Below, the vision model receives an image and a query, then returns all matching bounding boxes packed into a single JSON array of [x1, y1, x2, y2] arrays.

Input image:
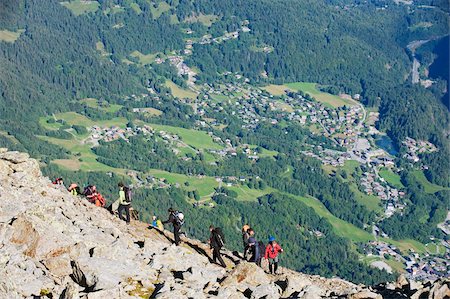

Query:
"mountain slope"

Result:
[[1, 149, 449, 298]]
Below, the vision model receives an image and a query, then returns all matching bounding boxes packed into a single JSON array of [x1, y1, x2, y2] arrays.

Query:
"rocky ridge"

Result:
[[0, 149, 449, 299]]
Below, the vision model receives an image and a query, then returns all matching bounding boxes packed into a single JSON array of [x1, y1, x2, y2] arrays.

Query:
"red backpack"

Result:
[[95, 194, 106, 207]]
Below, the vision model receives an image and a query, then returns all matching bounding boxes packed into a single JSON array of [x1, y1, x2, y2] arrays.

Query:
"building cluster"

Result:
[[402, 137, 437, 163], [87, 125, 153, 144], [363, 241, 450, 280]]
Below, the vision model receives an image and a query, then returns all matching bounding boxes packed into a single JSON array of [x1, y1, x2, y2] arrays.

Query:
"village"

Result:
[[361, 239, 450, 280]]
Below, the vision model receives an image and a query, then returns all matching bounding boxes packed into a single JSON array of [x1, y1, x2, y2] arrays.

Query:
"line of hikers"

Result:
[[55, 178, 284, 273], [242, 224, 284, 274], [53, 178, 135, 224]]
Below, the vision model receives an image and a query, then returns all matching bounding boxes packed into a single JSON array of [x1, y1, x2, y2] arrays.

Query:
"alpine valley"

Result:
[[0, 0, 449, 292]]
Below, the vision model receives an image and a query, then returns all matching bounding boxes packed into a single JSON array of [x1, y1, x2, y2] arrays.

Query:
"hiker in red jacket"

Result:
[[264, 236, 283, 274]]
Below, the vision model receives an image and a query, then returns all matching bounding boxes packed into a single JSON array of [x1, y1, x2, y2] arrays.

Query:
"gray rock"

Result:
[[251, 284, 281, 299], [0, 151, 29, 164], [350, 290, 382, 299], [60, 280, 80, 299], [302, 285, 326, 299]]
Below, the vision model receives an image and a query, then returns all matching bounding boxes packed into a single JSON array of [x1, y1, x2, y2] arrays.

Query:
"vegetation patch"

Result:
[[135, 107, 163, 116], [0, 29, 25, 43], [184, 14, 219, 27], [261, 84, 288, 96], [286, 82, 355, 108], [130, 51, 159, 65], [165, 80, 198, 100], [409, 22, 433, 31], [95, 41, 111, 57], [60, 1, 100, 16], [49, 112, 127, 128], [350, 185, 382, 213], [150, 1, 172, 19], [412, 170, 449, 194], [379, 168, 404, 189], [129, 2, 142, 14], [291, 194, 375, 243], [39, 135, 122, 172], [146, 123, 223, 150]]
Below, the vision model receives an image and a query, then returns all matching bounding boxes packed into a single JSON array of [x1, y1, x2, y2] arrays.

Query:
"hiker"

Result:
[[53, 178, 66, 191], [83, 185, 96, 199], [209, 225, 226, 268], [52, 177, 64, 185], [264, 236, 284, 274], [242, 224, 250, 255], [244, 228, 261, 265], [117, 182, 131, 224], [68, 183, 80, 196], [163, 208, 184, 246]]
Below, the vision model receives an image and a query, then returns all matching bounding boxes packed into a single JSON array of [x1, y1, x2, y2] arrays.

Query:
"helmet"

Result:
[[268, 236, 275, 242]]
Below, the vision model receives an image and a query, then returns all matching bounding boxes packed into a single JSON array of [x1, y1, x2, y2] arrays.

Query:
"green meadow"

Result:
[[146, 123, 223, 150], [150, 1, 172, 19], [412, 170, 449, 194], [60, 1, 100, 16], [379, 168, 404, 189], [165, 80, 198, 100], [0, 29, 25, 43], [263, 82, 355, 108]]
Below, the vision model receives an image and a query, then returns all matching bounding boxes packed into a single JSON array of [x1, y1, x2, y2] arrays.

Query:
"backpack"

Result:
[[258, 241, 266, 258], [95, 194, 106, 207], [124, 186, 132, 203], [83, 185, 94, 196], [214, 227, 225, 247], [174, 211, 184, 226]]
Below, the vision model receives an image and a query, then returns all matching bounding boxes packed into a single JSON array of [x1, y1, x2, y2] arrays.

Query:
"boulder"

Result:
[[221, 262, 271, 288], [396, 275, 408, 289], [0, 151, 30, 164], [350, 290, 382, 299], [302, 285, 326, 299], [429, 281, 450, 299], [251, 284, 282, 299]]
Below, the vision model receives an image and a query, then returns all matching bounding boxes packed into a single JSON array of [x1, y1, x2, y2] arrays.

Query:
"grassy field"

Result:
[[39, 134, 122, 172], [379, 168, 404, 189], [165, 80, 198, 100], [262, 84, 288, 96], [286, 82, 355, 108], [0, 29, 25, 43], [129, 2, 142, 14], [291, 194, 375, 243], [350, 185, 382, 213], [412, 170, 449, 194], [136, 107, 163, 116], [60, 1, 99, 16], [385, 259, 406, 273], [147, 169, 268, 201], [340, 160, 382, 213], [263, 82, 355, 108], [95, 42, 111, 57], [145, 123, 223, 150], [148, 169, 219, 198], [130, 51, 159, 65], [50, 112, 127, 128], [150, 1, 171, 19], [184, 14, 219, 27], [169, 14, 179, 24]]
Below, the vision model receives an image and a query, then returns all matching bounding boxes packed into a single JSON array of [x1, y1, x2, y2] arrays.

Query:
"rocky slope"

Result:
[[0, 149, 449, 299]]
